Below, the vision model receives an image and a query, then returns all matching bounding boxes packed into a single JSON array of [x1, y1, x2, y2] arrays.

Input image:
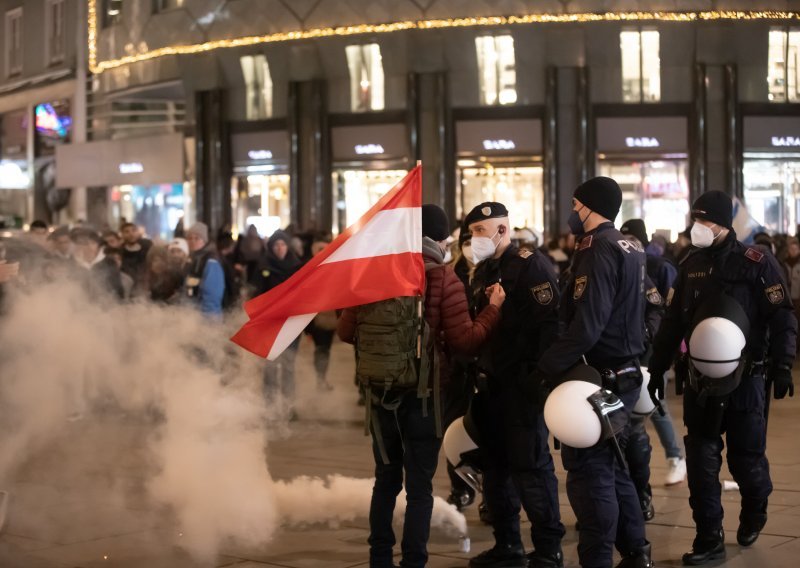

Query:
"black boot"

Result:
[[527, 548, 564, 568], [478, 500, 493, 525], [640, 487, 655, 522], [682, 529, 725, 565], [469, 543, 526, 568], [616, 542, 653, 568], [737, 513, 767, 547]]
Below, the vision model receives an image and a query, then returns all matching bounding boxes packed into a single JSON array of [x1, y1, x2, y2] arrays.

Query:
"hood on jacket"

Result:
[[422, 236, 445, 265]]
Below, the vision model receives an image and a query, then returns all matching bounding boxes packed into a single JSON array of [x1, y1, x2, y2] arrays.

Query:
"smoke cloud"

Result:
[[0, 281, 465, 564]]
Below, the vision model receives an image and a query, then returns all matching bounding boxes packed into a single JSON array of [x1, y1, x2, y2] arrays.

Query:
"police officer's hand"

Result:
[[486, 283, 506, 307], [771, 365, 794, 399], [524, 369, 550, 408], [647, 369, 666, 405]]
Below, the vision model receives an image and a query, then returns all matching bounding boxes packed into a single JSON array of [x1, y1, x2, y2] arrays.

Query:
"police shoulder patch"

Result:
[[574, 275, 588, 300], [577, 235, 593, 251], [765, 283, 785, 304], [518, 249, 533, 259], [745, 248, 765, 263], [646, 287, 663, 305], [532, 282, 553, 305]]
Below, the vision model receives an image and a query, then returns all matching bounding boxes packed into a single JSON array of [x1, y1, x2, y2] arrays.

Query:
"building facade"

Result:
[[4, 1, 800, 242]]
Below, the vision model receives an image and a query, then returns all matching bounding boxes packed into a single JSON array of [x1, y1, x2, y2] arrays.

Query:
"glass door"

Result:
[[743, 159, 800, 235], [332, 169, 407, 234]]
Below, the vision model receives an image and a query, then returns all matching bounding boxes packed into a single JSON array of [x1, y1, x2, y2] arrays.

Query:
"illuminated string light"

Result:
[[87, 2, 800, 75]]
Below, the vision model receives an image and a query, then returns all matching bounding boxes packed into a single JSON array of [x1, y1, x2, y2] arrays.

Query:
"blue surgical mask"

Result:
[[568, 206, 588, 235]]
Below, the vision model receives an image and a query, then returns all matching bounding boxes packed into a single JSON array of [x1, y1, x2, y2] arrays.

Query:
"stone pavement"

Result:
[[1, 338, 799, 567]]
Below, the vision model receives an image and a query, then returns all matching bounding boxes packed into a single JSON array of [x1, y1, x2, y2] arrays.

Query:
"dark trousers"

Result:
[[307, 325, 335, 382], [481, 387, 564, 554], [442, 363, 475, 493], [626, 415, 653, 501], [562, 388, 647, 568], [369, 394, 442, 568], [683, 371, 772, 535]]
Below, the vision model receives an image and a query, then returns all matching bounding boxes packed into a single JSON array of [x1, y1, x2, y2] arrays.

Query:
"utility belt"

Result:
[[599, 361, 642, 395]]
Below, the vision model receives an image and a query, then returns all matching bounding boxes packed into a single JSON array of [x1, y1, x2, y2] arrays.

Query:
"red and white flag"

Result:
[[231, 165, 424, 359]]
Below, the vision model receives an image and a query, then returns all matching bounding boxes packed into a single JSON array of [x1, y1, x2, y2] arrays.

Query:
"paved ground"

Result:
[[1, 337, 799, 567]]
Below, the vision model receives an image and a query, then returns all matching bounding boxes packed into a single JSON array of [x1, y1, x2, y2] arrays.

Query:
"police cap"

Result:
[[464, 202, 509, 227]]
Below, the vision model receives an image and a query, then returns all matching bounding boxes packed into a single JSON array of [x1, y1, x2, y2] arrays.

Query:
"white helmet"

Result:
[[544, 380, 605, 448], [443, 415, 482, 492], [633, 368, 656, 416], [688, 294, 750, 379]]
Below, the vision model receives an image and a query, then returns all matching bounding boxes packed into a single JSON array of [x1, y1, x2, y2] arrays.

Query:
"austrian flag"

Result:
[[231, 166, 425, 359]]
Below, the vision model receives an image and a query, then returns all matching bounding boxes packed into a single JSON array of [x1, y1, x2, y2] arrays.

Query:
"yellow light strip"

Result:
[[87, 3, 800, 75]]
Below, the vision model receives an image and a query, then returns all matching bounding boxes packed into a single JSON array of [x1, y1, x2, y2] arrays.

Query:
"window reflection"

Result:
[[621, 30, 660, 103], [239, 55, 273, 120], [475, 35, 517, 105], [768, 28, 800, 102], [345, 44, 385, 112]]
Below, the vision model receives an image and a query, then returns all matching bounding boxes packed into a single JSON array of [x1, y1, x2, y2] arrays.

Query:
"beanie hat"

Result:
[[691, 191, 733, 230], [574, 177, 623, 222], [267, 229, 291, 249], [168, 238, 189, 256], [186, 222, 209, 243], [620, 219, 649, 248], [422, 204, 450, 242]]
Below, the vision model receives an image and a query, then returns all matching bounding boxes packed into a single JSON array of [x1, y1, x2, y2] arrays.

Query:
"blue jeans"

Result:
[[649, 396, 684, 460], [368, 393, 441, 568]]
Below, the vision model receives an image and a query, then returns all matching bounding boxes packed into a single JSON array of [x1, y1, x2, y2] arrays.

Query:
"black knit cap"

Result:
[[464, 202, 509, 227], [691, 191, 733, 230], [421, 204, 450, 242], [620, 218, 649, 248], [574, 177, 623, 222]]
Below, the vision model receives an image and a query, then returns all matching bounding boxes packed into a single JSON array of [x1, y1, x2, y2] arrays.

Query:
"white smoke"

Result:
[[0, 281, 465, 563]]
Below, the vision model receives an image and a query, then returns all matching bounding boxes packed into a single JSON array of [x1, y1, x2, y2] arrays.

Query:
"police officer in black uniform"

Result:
[[648, 190, 797, 565], [466, 202, 565, 568], [535, 177, 653, 568]]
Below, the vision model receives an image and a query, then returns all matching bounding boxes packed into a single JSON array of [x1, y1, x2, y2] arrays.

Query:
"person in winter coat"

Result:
[[337, 204, 505, 568]]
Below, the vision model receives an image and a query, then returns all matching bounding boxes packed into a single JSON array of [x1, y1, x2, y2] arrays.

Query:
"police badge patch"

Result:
[[574, 276, 588, 300], [765, 284, 785, 304], [646, 287, 663, 305], [532, 282, 553, 305]]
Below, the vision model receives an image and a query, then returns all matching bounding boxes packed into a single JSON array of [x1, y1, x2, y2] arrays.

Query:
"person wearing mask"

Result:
[[254, 230, 303, 417], [466, 202, 565, 568], [533, 177, 653, 568], [648, 191, 797, 565], [337, 204, 504, 568], [620, 219, 686, 488], [184, 222, 226, 319]]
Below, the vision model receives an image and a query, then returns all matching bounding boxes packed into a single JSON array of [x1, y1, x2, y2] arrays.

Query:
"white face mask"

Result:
[[443, 248, 452, 263], [461, 243, 473, 265], [691, 222, 718, 248], [471, 229, 500, 264]]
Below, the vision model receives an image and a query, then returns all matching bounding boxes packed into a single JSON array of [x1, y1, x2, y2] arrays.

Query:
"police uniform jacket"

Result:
[[649, 231, 797, 375], [471, 244, 559, 381], [538, 222, 647, 377]]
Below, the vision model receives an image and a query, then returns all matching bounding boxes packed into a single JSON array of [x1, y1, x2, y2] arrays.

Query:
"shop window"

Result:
[[239, 55, 273, 120], [103, 0, 123, 27], [475, 35, 517, 106], [768, 28, 800, 102], [46, 0, 65, 65], [620, 30, 660, 103], [5, 8, 22, 77], [152, 0, 183, 12], [345, 44, 385, 112]]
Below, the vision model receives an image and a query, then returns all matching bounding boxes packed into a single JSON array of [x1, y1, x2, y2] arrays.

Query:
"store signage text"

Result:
[[119, 162, 144, 174], [771, 136, 800, 147], [482, 139, 516, 151], [248, 149, 273, 160], [625, 137, 660, 148], [355, 144, 385, 155]]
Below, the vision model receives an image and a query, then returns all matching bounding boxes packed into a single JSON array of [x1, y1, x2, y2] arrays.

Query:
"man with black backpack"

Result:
[[337, 204, 505, 568], [465, 202, 566, 568]]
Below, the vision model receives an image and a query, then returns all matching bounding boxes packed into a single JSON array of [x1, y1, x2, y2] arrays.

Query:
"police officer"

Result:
[[647, 191, 797, 565], [466, 202, 565, 568], [535, 177, 653, 568]]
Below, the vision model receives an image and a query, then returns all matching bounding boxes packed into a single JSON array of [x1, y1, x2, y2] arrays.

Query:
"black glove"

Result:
[[647, 369, 666, 405], [524, 369, 553, 408], [771, 365, 794, 400]]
